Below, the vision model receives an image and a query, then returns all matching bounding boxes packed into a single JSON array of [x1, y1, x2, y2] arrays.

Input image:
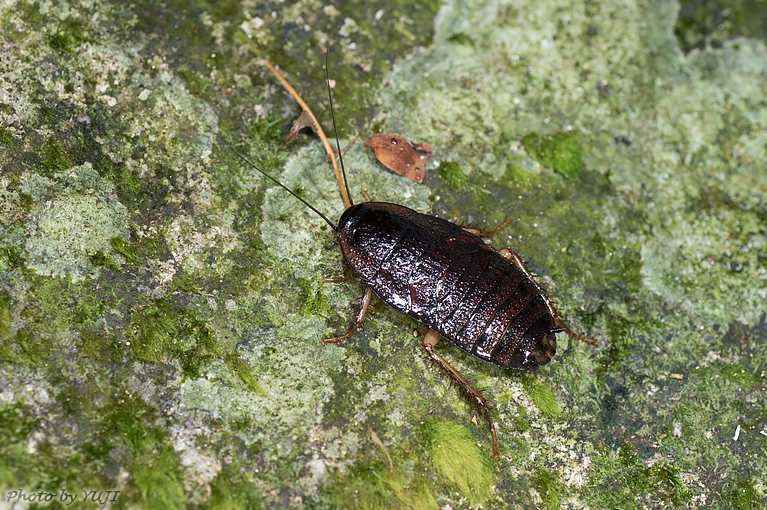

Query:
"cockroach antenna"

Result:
[[220, 137, 338, 230], [325, 48, 354, 207]]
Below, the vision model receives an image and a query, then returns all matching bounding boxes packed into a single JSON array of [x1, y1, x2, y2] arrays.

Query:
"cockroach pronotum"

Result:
[[224, 57, 598, 460]]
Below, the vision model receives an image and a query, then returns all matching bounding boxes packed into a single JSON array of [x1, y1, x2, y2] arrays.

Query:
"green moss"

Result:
[[297, 277, 330, 318], [0, 126, 13, 145], [130, 446, 187, 510], [436, 161, 467, 191], [0, 403, 40, 445], [521, 376, 560, 418], [100, 161, 142, 195], [595, 316, 638, 383], [79, 329, 123, 364], [89, 250, 123, 272], [0, 329, 52, 365], [46, 20, 87, 53], [0, 245, 24, 270], [512, 412, 531, 433], [224, 355, 267, 396], [589, 443, 692, 506], [424, 420, 494, 505], [47, 31, 73, 53], [718, 362, 757, 387], [20, 192, 33, 210], [39, 137, 72, 172], [129, 299, 219, 374], [501, 162, 538, 187], [522, 132, 584, 178], [129, 300, 263, 392], [169, 273, 202, 294], [325, 458, 438, 510], [247, 106, 285, 145], [0, 292, 10, 339], [724, 478, 762, 510], [110, 237, 141, 265], [532, 468, 565, 510], [204, 461, 264, 510], [447, 31, 476, 48], [92, 390, 186, 507], [176, 64, 214, 97]]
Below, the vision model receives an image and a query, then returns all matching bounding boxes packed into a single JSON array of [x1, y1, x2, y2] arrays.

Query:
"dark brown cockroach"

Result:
[[226, 59, 597, 460]]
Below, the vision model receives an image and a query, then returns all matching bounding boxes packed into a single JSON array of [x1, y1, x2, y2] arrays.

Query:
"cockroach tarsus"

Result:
[[227, 57, 598, 461]]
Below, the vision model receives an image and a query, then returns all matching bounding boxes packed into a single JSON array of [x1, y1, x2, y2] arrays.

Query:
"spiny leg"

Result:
[[462, 217, 511, 238], [554, 317, 598, 346], [422, 329, 499, 460], [323, 286, 373, 346]]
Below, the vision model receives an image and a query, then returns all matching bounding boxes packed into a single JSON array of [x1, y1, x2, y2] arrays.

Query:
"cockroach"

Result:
[[225, 59, 597, 460]]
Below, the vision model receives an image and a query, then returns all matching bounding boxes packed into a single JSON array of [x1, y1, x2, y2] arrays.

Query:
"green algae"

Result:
[[21, 165, 130, 281], [522, 131, 584, 179], [586, 444, 693, 508]]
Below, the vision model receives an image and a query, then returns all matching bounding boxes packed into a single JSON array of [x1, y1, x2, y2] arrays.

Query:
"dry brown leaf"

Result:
[[364, 134, 432, 183], [277, 110, 317, 152]]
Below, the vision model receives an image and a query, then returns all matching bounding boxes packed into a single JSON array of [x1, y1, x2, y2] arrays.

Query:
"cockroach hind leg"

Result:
[[554, 317, 598, 346], [422, 329, 500, 460], [323, 287, 373, 346]]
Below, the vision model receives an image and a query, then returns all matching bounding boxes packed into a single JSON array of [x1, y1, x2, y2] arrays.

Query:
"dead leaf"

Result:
[[277, 110, 317, 152], [365, 134, 432, 183]]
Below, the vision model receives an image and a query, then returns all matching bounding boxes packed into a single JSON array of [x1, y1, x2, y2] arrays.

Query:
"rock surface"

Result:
[[1, 0, 765, 508]]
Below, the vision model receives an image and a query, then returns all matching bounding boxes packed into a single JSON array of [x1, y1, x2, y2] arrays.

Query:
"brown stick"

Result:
[[264, 60, 351, 209]]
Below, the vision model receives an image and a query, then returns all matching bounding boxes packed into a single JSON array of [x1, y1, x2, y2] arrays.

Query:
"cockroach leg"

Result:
[[554, 317, 598, 346], [462, 217, 511, 238], [497, 248, 524, 267], [361, 190, 372, 202], [323, 287, 373, 346], [422, 329, 500, 460], [322, 266, 352, 283]]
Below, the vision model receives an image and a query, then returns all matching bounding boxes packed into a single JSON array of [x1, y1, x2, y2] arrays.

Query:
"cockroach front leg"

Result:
[[462, 217, 511, 238], [322, 266, 352, 283], [323, 286, 373, 346], [422, 329, 500, 460]]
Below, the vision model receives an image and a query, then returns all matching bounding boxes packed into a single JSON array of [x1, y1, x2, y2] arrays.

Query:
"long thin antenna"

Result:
[[325, 49, 354, 207], [220, 138, 337, 230]]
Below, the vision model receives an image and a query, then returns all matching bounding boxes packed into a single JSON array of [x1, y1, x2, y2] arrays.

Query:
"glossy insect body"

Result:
[[241, 57, 597, 461], [338, 202, 558, 371]]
